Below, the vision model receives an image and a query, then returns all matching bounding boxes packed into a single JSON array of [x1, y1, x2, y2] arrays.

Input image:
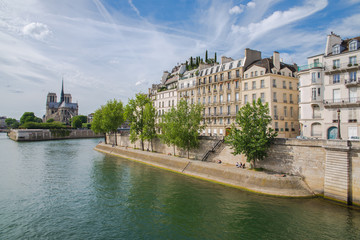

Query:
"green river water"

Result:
[[0, 133, 360, 239]]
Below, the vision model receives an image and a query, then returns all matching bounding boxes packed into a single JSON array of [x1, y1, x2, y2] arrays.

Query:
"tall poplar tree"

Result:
[[215, 52, 217, 63], [125, 93, 151, 151], [205, 50, 208, 63], [143, 102, 157, 151]]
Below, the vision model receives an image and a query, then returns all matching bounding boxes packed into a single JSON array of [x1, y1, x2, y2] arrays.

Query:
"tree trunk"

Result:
[[151, 139, 153, 152], [250, 159, 256, 169], [141, 139, 144, 151], [104, 132, 107, 144], [173, 145, 175, 156], [114, 132, 117, 146]]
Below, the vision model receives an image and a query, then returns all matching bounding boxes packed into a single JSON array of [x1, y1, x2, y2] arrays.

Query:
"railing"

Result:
[[345, 78, 360, 85], [323, 97, 360, 105], [325, 60, 360, 71], [201, 138, 224, 161], [298, 62, 323, 71]]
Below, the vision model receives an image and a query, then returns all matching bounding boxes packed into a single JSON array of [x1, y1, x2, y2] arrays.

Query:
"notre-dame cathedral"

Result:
[[44, 81, 79, 124]]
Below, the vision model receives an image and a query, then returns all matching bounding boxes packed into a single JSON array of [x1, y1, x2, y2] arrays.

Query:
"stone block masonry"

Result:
[[107, 134, 360, 206], [8, 129, 104, 141]]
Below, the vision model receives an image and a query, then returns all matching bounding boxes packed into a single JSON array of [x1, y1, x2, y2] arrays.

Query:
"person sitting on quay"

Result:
[[218, 160, 222, 164], [236, 162, 240, 168], [242, 163, 245, 169]]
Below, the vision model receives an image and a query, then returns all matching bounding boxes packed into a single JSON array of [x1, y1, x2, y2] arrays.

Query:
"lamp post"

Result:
[[337, 108, 342, 139]]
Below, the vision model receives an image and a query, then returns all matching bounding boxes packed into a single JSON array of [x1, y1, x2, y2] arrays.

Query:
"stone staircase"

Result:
[[324, 147, 350, 203]]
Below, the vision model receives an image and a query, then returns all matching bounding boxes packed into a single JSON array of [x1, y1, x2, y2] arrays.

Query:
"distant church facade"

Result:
[[44, 81, 79, 124]]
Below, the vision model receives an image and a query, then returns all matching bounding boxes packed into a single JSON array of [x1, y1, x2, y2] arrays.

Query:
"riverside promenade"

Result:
[[95, 143, 314, 197]]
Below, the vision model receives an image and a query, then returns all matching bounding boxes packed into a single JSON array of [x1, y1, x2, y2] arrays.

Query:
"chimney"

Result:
[[243, 48, 261, 69], [325, 32, 342, 56], [221, 56, 234, 64], [273, 51, 280, 70]]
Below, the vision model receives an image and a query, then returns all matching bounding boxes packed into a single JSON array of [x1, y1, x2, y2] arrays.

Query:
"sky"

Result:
[[1, 0, 360, 119]]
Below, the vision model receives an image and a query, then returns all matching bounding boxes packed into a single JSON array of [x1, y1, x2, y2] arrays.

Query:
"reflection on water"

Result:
[[0, 133, 360, 239]]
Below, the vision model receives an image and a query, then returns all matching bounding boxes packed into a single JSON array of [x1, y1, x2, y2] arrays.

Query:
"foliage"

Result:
[[5, 118, 19, 129], [20, 112, 42, 125], [72, 117, 82, 129], [125, 93, 152, 151], [91, 106, 105, 134], [83, 123, 91, 129], [46, 118, 55, 123], [160, 100, 204, 158], [19, 121, 68, 129], [225, 99, 277, 168], [143, 102, 157, 151]]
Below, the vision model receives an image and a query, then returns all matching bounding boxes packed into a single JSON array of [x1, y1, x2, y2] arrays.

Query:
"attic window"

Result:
[[216, 66, 219, 72], [332, 45, 340, 55], [349, 41, 358, 51], [237, 60, 241, 67], [210, 68, 213, 74], [229, 63, 233, 69]]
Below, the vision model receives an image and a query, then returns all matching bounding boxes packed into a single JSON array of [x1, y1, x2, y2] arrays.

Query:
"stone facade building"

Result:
[[299, 33, 360, 139], [44, 81, 78, 124]]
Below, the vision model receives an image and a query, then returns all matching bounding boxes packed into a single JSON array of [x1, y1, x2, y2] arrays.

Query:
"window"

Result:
[[283, 93, 287, 103], [236, 70, 240, 77], [228, 72, 231, 79], [291, 122, 294, 131], [227, 118, 230, 124], [252, 81, 256, 89], [227, 93, 231, 102], [235, 81, 239, 89], [208, 96, 211, 104], [251, 72, 254, 77], [214, 75, 218, 82], [312, 88, 317, 100], [333, 89, 340, 103], [349, 41, 358, 51], [333, 59, 340, 68], [220, 95, 223, 103], [219, 118, 223, 124], [245, 74, 248, 78], [318, 72, 321, 78], [317, 88, 321, 96], [252, 93, 256, 101], [261, 93, 265, 103], [261, 80, 265, 88], [312, 72, 316, 83], [312, 105, 320, 118], [244, 82, 248, 90], [220, 84, 223, 91], [235, 92, 239, 101], [333, 74, 340, 83], [203, 97, 205, 104], [290, 107, 294, 117], [214, 107, 217, 115], [214, 119, 217, 124], [273, 79, 277, 87], [275, 122, 278, 130], [273, 92, 277, 102], [220, 73, 224, 81], [244, 95, 248, 104], [203, 78, 206, 84], [198, 98, 200, 104], [349, 56, 357, 65], [260, 71, 264, 75], [290, 94, 293, 103], [227, 105, 230, 115], [332, 45, 340, 54], [274, 106, 278, 117], [283, 81, 286, 89], [227, 82, 230, 90], [209, 76, 212, 83], [255, 71, 258, 76], [349, 87, 357, 103], [214, 85, 217, 90], [284, 106, 288, 117], [236, 105, 239, 113], [350, 71, 357, 81], [220, 106, 223, 114], [229, 63, 233, 69], [214, 95, 217, 103]]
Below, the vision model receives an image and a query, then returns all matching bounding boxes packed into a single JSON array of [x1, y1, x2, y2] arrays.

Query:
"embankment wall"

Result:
[[9, 129, 104, 141]]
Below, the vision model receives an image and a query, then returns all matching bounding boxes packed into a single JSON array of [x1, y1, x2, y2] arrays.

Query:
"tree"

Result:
[[215, 52, 217, 63], [102, 99, 125, 146], [5, 118, 19, 129], [205, 50, 208, 63], [125, 93, 151, 151], [77, 115, 88, 123], [72, 117, 82, 129], [143, 102, 157, 151], [225, 99, 277, 169], [160, 100, 204, 158], [91, 106, 107, 144], [190, 56, 193, 66], [46, 118, 55, 123], [20, 112, 42, 124]]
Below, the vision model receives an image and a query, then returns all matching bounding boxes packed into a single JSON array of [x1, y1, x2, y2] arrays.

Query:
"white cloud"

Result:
[[328, 13, 360, 37], [135, 79, 148, 86], [229, 5, 244, 14], [22, 22, 50, 40], [247, 1, 256, 8]]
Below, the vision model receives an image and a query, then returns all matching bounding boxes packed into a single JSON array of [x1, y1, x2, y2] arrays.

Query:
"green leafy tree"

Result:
[[91, 106, 107, 144], [77, 115, 88, 123], [143, 102, 157, 151], [226, 99, 277, 169], [214, 52, 217, 63], [5, 118, 19, 129], [20, 112, 42, 124], [102, 99, 125, 146], [125, 93, 151, 151], [205, 50, 208, 63], [160, 100, 204, 158], [46, 118, 55, 123], [72, 117, 82, 129], [190, 56, 193, 66]]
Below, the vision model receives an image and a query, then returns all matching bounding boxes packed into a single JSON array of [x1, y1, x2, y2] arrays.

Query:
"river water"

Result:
[[1, 133, 360, 239]]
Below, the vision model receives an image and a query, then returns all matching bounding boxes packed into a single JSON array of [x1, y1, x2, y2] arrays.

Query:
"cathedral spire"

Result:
[[60, 78, 64, 103]]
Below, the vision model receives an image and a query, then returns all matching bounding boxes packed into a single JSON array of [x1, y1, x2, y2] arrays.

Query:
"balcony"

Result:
[[325, 61, 360, 74], [323, 97, 360, 108], [297, 62, 323, 71], [345, 78, 360, 87]]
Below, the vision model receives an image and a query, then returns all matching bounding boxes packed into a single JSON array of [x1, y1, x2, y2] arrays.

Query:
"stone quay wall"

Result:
[[9, 129, 104, 141], [107, 134, 360, 206]]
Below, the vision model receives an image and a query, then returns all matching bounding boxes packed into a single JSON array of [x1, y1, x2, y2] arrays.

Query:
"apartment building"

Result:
[[299, 33, 360, 139], [242, 51, 299, 138]]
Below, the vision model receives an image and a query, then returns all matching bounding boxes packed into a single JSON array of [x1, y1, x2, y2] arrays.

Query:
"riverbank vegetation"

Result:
[[226, 99, 277, 169]]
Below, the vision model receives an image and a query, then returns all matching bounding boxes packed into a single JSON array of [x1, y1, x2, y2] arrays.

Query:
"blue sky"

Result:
[[0, 0, 360, 119]]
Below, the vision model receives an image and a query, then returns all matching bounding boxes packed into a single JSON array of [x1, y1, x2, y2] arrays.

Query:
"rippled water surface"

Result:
[[1, 133, 360, 239]]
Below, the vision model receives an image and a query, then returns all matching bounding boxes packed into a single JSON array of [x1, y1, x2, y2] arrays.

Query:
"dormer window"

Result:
[[332, 45, 340, 55], [349, 40, 358, 51]]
